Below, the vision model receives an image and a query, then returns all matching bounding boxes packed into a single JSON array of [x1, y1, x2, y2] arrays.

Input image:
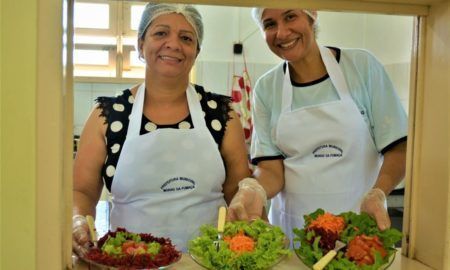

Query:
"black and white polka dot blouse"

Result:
[[96, 84, 232, 191]]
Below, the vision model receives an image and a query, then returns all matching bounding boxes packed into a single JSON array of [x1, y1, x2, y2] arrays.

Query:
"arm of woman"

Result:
[[227, 76, 285, 221], [357, 50, 408, 230], [361, 140, 407, 230], [72, 106, 108, 256], [253, 159, 285, 199], [73, 106, 107, 217], [374, 140, 407, 195], [220, 110, 252, 205]]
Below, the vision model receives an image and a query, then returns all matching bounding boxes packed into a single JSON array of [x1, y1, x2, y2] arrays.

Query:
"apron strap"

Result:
[[281, 64, 293, 113], [281, 46, 352, 113], [127, 83, 146, 139], [318, 45, 351, 100], [186, 84, 207, 130], [127, 83, 208, 139]]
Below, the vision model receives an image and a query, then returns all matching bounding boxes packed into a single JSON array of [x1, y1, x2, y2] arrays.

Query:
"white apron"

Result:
[[110, 84, 226, 252], [270, 46, 383, 244]]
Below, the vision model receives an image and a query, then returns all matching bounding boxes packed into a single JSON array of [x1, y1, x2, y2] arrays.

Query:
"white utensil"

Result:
[[313, 240, 346, 270], [86, 215, 98, 247], [214, 206, 227, 251]]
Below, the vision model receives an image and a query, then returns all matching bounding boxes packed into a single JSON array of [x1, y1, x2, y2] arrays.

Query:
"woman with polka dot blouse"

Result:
[[72, 3, 251, 255]]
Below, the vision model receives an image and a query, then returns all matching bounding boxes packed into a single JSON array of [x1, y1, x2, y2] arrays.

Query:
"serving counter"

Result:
[[73, 250, 433, 270]]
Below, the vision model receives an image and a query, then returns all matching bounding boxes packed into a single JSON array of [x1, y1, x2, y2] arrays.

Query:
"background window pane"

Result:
[[122, 69, 145, 79], [75, 3, 109, 29], [74, 35, 116, 45], [74, 69, 116, 77], [123, 37, 137, 46], [74, 49, 109, 65], [131, 5, 145, 31], [130, 51, 145, 67]]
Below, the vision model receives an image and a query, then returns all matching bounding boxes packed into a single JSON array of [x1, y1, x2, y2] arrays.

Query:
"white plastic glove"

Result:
[[72, 215, 92, 257], [360, 188, 391, 231], [227, 178, 267, 221]]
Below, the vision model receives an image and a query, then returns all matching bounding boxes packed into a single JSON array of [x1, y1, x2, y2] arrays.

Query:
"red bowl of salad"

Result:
[[83, 227, 181, 270], [294, 209, 402, 270]]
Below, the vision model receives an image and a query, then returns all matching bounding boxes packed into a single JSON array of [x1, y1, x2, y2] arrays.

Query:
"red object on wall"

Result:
[[231, 70, 252, 145]]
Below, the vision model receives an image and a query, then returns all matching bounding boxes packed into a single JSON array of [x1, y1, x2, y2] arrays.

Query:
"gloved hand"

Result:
[[227, 178, 267, 221], [72, 215, 92, 257], [360, 188, 391, 231]]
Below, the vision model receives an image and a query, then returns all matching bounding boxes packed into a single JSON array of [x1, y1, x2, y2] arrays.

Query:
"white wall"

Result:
[[316, 12, 413, 112], [73, 7, 414, 136], [193, 6, 279, 96]]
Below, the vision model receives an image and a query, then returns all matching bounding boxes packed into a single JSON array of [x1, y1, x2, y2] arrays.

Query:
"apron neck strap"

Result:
[[281, 46, 351, 113], [127, 83, 146, 138], [127, 83, 207, 139], [281, 64, 293, 113], [318, 45, 351, 99], [186, 84, 206, 129]]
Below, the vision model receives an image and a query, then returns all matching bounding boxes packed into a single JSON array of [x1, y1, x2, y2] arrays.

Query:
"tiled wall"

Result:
[[74, 82, 135, 136], [194, 60, 276, 96]]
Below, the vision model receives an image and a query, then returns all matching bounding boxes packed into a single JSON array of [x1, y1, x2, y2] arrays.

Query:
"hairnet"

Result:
[[251, 8, 318, 30], [138, 2, 204, 49]]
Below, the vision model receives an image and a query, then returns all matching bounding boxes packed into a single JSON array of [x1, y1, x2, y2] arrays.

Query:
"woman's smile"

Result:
[[158, 54, 184, 63], [277, 38, 300, 49]]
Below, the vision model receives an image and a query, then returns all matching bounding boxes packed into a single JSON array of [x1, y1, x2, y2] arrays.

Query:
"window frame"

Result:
[[74, 0, 146, 83], [30, 0, 447, 269]]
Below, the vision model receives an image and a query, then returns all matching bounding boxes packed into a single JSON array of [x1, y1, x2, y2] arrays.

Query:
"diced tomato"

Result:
[[135, 246, 146, 255], [125, 246, 136, 255], [135, 242, 148, 250], [345, 235, 387, 266], [121, 240, 136, 253]]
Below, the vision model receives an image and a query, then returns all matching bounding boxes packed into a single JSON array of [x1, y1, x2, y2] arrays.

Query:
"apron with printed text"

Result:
[[110, 84, 226, 252], [270, 46, 383, 244]]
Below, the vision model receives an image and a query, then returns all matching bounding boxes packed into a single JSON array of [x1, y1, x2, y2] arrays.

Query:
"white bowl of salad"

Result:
[[188, 219, 291, 270], [294, 209, 402, 270]]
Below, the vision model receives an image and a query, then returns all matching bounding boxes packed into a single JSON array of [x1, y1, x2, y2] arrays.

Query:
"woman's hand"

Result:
[[227, 178, 267, 221], [360, 188, 391, 231], [72, 215, 92, 257], [362, 141, 406, 231]]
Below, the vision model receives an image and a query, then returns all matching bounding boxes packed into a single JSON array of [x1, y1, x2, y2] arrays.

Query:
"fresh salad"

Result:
[[85, 227, 181, 269], [294, 209, 402, 270], [188, 219, 291, 270]]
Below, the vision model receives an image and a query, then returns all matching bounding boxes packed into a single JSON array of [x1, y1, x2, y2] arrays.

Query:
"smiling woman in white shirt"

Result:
[[227, 7, 407, 244]]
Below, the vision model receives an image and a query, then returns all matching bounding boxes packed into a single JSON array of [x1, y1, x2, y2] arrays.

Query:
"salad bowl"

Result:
[[294, 209, 401, 270], [81, 228, 181, 270], [188, 219, 291, 270]]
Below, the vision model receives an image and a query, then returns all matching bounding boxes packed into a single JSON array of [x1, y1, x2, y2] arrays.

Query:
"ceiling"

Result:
[[148, 0, 448, 16]]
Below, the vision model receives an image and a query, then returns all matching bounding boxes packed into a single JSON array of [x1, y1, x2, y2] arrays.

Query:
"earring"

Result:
[[138, 53, 145, 63]]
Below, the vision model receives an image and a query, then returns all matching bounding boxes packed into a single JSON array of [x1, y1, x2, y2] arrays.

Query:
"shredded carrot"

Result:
[[307, 212, 346, 235], [224, 230, 255, 254]]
